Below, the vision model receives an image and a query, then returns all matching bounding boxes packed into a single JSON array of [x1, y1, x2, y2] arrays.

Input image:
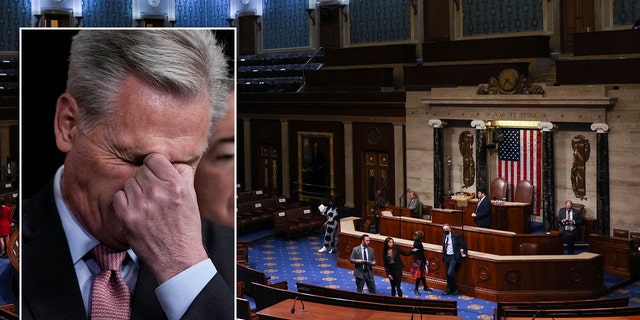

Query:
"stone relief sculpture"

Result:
[[571, 135, 590, 200], [459, 131, 475, 189]]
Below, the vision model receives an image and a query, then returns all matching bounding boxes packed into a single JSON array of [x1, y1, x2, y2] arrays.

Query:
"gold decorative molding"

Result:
[[477, 72, 545, 95]]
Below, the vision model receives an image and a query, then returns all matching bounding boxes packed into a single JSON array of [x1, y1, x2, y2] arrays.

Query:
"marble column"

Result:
[[393, 123, 406, 207], [343, 121, 354, 208], [538, 122, 555, 232], [243, 118, 252, 190], [591, 123, 610, 235], [281, 120, 290, 197], [429, 119, 445, 209], [471, 120, 488, 194]]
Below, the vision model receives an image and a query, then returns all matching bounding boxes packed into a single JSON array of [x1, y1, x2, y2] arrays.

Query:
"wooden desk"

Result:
[[338, 217, 604, 302], [384, 205, 412, 217], [431, 208, 466, 226], [379, 213, 563, 256], [257, 299, 461, 320], [589, 234, 640, 279], [444, 199, 532, 234]]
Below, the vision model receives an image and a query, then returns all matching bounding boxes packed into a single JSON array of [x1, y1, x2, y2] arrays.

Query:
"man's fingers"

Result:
[[143, 153, 179, 181]]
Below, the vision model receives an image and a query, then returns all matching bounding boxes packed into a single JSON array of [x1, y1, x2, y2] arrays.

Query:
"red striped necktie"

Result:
[[90, 244, 131, 320]]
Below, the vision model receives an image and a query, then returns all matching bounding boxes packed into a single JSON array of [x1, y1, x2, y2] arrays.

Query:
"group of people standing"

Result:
[[349, 224, 467, 297], [334, 190, 582, 298]]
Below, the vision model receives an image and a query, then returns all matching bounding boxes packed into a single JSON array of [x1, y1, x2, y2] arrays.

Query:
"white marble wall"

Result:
[[405, 84, 640, 233]]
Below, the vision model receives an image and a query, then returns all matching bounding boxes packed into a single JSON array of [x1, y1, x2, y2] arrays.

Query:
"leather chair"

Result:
[[514, 180, 533, 204], [519, 242, 538, 255], [490, 178, 507, 201], [613, 229, 629, 238], [362, 219, 372, 233], [630, 232, 640, 247]]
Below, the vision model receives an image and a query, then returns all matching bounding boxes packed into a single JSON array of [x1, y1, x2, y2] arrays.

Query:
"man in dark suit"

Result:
[[350, 234, 377, 293], [557, 200, 583, 254], [22, 29, 233, 319], [441, 224, 468, 295], [195, 93, 235, 290], [472, 190, 492, 228]]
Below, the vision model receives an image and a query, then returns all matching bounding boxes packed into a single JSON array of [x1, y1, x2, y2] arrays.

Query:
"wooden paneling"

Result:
[[424, 0, 450, 41], [573, 30, 640, 56], [379, 214, 563, 256], [338, 217, 605, 302], [561, 0, 595, 53], [238, 92, 406, 117], [353, 123, 396, 220], [323, 44, 417, 66], [238, 15, 258, 55], [589, 234, 640, 279], [404, 62, 530, 91], [435, 201, 532, 234], [302, 68, 395, 92], [421, 36, 550, 62], [556, 58, 640, 84]]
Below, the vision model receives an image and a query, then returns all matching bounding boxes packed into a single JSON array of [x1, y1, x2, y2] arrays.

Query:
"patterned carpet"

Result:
[[0, 257, 17, 308], [244, 230, 640, 319]]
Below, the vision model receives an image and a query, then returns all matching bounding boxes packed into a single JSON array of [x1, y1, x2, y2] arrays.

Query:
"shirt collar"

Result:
[[54, 166, 137, 265]]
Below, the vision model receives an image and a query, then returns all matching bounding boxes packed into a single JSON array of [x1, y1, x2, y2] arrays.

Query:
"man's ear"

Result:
[[54, 93, 80, 153]]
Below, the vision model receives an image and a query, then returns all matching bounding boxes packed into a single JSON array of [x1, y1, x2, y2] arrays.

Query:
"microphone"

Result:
[[410, 306, 422, 320], [291, 296, 306, 314], [531, 309, 543, 320]]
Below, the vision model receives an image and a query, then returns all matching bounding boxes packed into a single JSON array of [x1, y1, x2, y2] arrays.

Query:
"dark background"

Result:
[[20, 28, 236, 198]]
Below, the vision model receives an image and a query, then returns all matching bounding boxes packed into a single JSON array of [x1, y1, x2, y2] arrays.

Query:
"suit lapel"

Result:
[[130, 263, 166, 320], [22, 183, 87, 320]]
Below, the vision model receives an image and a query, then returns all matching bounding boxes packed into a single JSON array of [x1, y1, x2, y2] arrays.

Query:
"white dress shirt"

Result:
[[54, 166, 216, 320]]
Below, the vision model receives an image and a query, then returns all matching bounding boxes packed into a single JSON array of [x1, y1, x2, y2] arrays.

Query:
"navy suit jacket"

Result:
[[557, 207, 583, 236], [474, 196, 492, 227], [442, 232, 468, 263], [22, 180, 233, 320]]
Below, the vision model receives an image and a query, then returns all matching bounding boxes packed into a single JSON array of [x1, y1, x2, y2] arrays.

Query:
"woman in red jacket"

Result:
[[0, 200, 13, 257]]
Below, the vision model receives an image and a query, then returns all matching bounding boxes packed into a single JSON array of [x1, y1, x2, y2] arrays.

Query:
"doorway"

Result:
[[561, 0, 595, 52], [319, 5, 342, 48]]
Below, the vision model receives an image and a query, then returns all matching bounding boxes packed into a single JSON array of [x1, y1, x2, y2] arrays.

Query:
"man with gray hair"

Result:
[[22, 29, 233, 320]]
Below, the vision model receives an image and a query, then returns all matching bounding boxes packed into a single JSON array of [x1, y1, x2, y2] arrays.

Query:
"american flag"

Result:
[[497, 128, 541, 215]]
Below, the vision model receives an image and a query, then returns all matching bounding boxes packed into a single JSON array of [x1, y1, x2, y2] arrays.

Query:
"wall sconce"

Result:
[[169, 20, 176, 27], [338, 4, 348, 22], [226, 18, 235, 27], [75, 16, 83, 27], [305, 8, 315, 26], [34, 14, 43, 27]]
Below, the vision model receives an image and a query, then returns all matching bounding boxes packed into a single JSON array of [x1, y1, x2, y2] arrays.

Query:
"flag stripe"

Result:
[[497, 129, 541, 215]]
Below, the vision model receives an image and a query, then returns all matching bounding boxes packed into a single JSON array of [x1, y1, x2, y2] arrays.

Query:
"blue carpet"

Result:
[[245, 233, 640, 319], [0, 258, 16, 308]]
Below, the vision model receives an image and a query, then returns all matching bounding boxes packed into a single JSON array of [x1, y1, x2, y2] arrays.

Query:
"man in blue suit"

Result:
[[472, 190, 492, 228], [441, 224, 468, 295]]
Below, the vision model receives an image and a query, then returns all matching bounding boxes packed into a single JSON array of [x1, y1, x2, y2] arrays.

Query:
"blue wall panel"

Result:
[[462, 0, 543, 37], [83, 0, 133, 27], [177, 0, 208, 26], [176, 0, 230, 27], [613, 0, 640, 26], [263, 0, 309, 50], [350, 0, 411, 44], [2, 0, 32, 51]]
